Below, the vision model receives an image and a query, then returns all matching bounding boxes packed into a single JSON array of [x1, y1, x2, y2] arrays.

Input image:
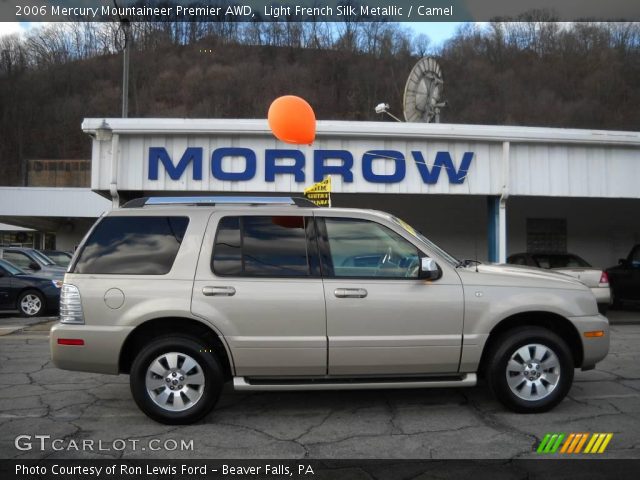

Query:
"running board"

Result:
[[233, 373, 477, 391]]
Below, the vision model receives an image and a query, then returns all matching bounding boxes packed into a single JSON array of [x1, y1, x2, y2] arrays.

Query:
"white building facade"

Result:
[[2, 118, 639, 268]]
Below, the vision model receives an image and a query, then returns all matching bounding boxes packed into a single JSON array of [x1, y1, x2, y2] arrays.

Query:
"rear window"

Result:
[[74, 216, 189, 275], [532, 254, 591, 269], [212, 216, 311, 277]]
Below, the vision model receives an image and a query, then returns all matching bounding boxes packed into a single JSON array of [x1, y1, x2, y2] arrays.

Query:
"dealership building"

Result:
[[0, 118, 638, 268]]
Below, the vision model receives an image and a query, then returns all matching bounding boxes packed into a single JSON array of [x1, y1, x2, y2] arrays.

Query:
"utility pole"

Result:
[[113, 0, 130, 117], [121, 19, 130, 118]]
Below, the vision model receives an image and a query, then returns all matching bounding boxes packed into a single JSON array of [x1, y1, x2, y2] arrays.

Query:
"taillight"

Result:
[[59, 284, 84, 324], [599, 271, 609, 285], [57, 338, 85, 345]]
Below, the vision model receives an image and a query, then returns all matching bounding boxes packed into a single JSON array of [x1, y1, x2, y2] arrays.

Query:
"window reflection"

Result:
[[212, 216, 310, 277], [74, 217, 189, 275]]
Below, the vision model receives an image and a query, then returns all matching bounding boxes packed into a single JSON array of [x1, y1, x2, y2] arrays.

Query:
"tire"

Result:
[[18, 290, 45, 317], [485, 327, 574, 413], [130, 335, 224, 424]]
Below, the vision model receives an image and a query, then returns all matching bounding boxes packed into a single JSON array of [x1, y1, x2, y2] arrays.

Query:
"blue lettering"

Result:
[[265, 149, 305, 182], [411, 151, 473, 184], [211, 148, 256, 181], [148, 147, 203, 180], [313, 150, 354, 182], [146, 147, 474, 185], [362, 150, 405, 183]]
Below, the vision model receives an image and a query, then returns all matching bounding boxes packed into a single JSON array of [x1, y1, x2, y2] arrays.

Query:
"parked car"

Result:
[[606, 244, 640, 307], [0, 247, 66, 279], [41, 250, 73, 268], [507, 252, 611, 314], [51, 196, 609, 424], [0, 259, 62, 316]]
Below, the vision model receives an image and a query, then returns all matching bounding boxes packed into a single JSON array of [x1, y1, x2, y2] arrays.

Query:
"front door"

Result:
[[0, 266, 11, 309], [192, 212, 327, 377], [317, 216, 464, 376]]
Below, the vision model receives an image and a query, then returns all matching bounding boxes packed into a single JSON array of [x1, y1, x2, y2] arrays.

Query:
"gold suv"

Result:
[[51, 196, 609, 424]]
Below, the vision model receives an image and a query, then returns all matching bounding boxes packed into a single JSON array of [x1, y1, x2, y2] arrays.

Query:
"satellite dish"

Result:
[[403, 57, 446, 123]]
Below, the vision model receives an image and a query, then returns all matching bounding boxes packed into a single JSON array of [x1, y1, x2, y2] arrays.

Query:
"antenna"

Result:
[[403, 57, 447, 123]]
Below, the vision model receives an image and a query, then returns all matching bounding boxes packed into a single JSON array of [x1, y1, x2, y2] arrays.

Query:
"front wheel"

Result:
[[130, 336, 224, 424], [18, 290, 45, 317], [485, 327, 574, 413]]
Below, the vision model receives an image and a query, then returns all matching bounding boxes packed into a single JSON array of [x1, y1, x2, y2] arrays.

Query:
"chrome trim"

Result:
[[233, 373, 477, 391]]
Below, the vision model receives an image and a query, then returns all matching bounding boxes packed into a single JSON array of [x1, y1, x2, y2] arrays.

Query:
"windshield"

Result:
[[0, 259, 25, 275], [32, 250, 55, 266], [389, 215, 459, 266], [46, 252, 72, 267]]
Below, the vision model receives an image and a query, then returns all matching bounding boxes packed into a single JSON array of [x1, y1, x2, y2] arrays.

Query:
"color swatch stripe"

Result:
[[538, 433, 613, 454], [598, 434, 613, 453], [574, 433, 589, 453]]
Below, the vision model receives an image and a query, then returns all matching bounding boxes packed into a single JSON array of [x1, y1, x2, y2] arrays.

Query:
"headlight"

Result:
[[51, 280, 63, 289]]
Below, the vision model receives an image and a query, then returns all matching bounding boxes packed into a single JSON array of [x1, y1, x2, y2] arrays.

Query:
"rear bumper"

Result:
[[591, 286, 611, 305], [50, 323, 133, 375], [569, 314, 610, 369]]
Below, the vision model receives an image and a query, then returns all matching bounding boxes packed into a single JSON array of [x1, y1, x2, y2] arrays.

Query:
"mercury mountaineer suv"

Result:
[[50, 196, 610, 424]]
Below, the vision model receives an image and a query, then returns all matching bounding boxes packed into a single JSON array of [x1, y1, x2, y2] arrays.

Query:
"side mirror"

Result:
[[29, 262, 40, 271], [619, 258, 627, 266], [420, 257, 441, 280]]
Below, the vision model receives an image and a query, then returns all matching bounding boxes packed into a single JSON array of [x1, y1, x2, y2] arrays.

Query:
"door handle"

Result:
[[202, 286, 236, 297], [334, 288, 368, 298]]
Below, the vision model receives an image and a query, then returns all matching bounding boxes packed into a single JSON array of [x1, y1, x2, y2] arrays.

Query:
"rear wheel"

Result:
[[130, 335, 224, 424], [486, 327, 574, 413], [18, 290, 45, 317]]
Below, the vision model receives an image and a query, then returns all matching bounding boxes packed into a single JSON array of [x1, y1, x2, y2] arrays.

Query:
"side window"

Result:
[[322, 218, 421, 278], [212, 216, 311, 277], [533, 255, 551, 269], [630, 247, 640, 267], [73, 216, 189, 275], [3, 252, 31, 269]]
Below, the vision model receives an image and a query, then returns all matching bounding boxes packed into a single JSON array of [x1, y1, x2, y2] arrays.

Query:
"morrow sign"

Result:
[[148, 147, 474, 185]]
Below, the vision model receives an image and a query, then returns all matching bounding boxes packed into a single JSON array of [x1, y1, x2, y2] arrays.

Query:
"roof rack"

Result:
[[122, 196, 317, 208]]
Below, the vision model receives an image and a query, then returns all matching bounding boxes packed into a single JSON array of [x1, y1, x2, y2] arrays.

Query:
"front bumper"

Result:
[[569, 314, 610, 369], [50, 323, 133, 375]]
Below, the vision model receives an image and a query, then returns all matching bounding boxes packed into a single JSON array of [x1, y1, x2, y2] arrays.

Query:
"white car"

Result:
[[507, 253, 611, 313]]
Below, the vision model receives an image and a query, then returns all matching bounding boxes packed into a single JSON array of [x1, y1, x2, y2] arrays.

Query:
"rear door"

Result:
[[317, 214, 464, 376], [619, 246, 640, 301], [192, 211, 327, 377]]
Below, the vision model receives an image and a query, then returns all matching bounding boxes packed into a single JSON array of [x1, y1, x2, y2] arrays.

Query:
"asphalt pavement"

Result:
[[1, 312, 640, 459]]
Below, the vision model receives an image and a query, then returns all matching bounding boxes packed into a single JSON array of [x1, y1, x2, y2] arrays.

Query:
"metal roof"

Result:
[[82, 118, 640, 147]]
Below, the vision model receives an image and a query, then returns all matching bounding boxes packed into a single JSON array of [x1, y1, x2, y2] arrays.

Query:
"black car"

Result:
[[0, 259, 62, 317], [0, 247, 66, 279], [607, 244, 640, 307]]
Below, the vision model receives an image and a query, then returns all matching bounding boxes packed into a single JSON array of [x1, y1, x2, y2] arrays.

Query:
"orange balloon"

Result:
[[268, 96, 316, 145]]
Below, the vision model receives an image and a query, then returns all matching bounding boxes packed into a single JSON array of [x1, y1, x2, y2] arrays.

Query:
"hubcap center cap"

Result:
[[165, 369, 185, 389]]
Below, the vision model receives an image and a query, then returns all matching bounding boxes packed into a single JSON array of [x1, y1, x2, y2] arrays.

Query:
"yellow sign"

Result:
[[304, 177, 331, 207]]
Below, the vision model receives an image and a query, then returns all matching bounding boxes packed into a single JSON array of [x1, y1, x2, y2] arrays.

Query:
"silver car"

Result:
[[507, 252, 611, 313], [51, 197, 609, 424]]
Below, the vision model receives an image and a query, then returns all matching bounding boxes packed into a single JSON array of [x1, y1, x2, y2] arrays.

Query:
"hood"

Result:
[[15, 273, 57, 284], [456, 263, 588, 290]]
